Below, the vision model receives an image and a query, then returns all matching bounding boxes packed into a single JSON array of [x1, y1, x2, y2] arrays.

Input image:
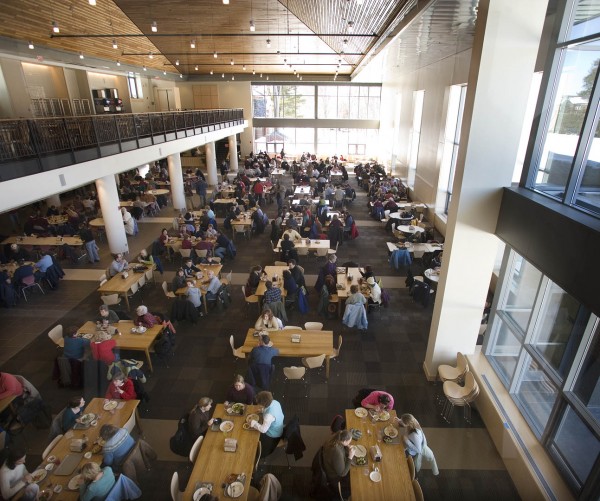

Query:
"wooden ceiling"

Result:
[[0, 0, 418, 79]]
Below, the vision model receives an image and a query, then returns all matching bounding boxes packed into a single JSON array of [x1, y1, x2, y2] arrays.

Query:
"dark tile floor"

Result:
[[0, 178, 520, 500]]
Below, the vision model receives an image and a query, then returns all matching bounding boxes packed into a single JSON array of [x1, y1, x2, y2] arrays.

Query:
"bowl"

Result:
[[370, 470, 382, 482]]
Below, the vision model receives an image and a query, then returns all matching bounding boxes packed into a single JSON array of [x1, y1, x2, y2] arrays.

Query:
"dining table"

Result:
[[240, 327, 335, 379], [183, 403, 261, 500], [345, 408, 416, 500], [146, 189, 169, 196], [77, 320, 163, 372], [424, 268, 441, 283], [335, 267, 370, 316], [2, 235, 84, 247], [97, 265, 156, 311], [275, 238, 330, 251], [294, 186, 312, 196], [31, 398, 140, 500], [231, 213, 254, 240], [174, 264, 223, 313], [254, 265, 289, 298], [0, 261, 36, 277], [88, 218, 105, 228]]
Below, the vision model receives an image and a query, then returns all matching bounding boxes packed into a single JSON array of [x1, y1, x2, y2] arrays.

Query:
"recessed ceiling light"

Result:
[[175, 59, 180, 66], [249, 20, 255, 32], [210, 69, 214, 75], [143, 65, 147, 71], [260, 73, 263, 78], [266, 75, 269, 80], [348, 21, 354, 33], [52, 21, 59, 33], [266, 39, 271, 48], [190, 40, 196, 49], [112, 39, 118, 49], [151, 21, 158, 33], [343, 39, 348, 48], [252, 68, 255, 75], [149, 52, 154, 59], [230, 59, 234, 65], [180, 74, 183, 78], [79, 52, 84, 59], [28, 41, 34, 49], [243, 64, 246, 70]]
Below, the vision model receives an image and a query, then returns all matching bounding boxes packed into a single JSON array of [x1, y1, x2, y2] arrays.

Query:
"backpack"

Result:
[[170, 414, 194, 457], [298, 287, 309, 314], [381, 288, 390, 308], [153, 335, 172, 359]]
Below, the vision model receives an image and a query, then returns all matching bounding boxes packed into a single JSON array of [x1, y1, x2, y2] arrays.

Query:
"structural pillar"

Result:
[[228, 135, 238, 172], [96, 175, 129, 255], [138, 163, 150, 178], [45, 194, 61, 209], [423, 0, 548, 378], [205, 142, 218, 186], [167, 153, 186, 211]]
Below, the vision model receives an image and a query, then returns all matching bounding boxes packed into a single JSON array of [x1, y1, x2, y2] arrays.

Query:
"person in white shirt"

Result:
[[121, 208, 135, 235], [283, 228, 302, 242], [0, 447, 38, 501], [366, 276, 382, 305]]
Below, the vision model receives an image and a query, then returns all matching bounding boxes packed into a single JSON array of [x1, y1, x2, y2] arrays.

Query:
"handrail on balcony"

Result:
[[0, 108, 244, 182]]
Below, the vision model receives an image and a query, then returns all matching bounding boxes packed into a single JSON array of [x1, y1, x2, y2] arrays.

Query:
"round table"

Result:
[[147, 189, 169, 196], [424, 268, 440, 283], [397, 225, 425, 235], [89, 218, 105, 227]]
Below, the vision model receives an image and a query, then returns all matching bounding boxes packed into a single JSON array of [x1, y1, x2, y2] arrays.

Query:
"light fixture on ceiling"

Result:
[[222, 73, 225, 78], [112, 39, 118, 49], [190, 40, 196, 49], [230, 58, 234, 65], [163, 70, 166, 75], [283, 58, 287, 65], [149, 52, 154, 59], [175, 59, 180, 65], [232, 75, 235, 80], [195, 65, 199, 71], [116, 60, 121, 66], [343, 39, 348, 48], [89, 0, 96, 5], [151, 21, 158, 32], [243, 64, 246, 70], [249, 20, 255, 31], [28, 41, 34, 49], [52, 21, 60, 33], [276, 50, 280, 57], [252, 68, 255, 75], [347, 21, 354, 32], [300, 76, 302, 80], [356, 0, 363, 4], [143, 65, 147, 71], [180, 74, 183, 78], [213, 51, 218, 58], [223, 0, 229, 4], [79, 52, 84, 59], [266, 75, 269, 80], [260, 73, 263, 78], [266, 39, 271, 48], [210, 69, 214, 75], [293, 69, 296, 74]]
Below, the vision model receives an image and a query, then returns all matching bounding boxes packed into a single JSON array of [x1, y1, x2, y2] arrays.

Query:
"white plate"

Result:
[[354, 407, 368, 418], [84, 452, 92, 459], [68, 474, 81, 491], [226, 481, 244, 498], [103, 400, 118, 411], [80, 413, 95, 425], [82, 333, 93, 339], [353, 445, 367, 458], [379, 411, 390, 422], [193, 487, 210, 500], [46, 455, 56, 463], [31, 469, 47, 483], [45, 463, 55, 471], [370, 470, 382, 483], [384, 425, 398, 438], [219, 420, 234, 433]]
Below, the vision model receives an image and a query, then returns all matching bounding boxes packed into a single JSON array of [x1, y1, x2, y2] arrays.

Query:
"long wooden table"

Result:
[[34, 399, 140, 500], [77, 320, 163, 372], [240, 328, 335, 379], [2, 235, 84, 247], [345, 409, 416, 500], [275, 238, 330, 251], [335, 267, 370, 316], [183, 403, 261, 500], [255, 265, 288, 297], [97, 266, 155, 311], [174, 264, 223, 314]]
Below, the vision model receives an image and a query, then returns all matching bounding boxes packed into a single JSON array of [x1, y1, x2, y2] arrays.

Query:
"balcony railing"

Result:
[[0, 108, 244, 182]]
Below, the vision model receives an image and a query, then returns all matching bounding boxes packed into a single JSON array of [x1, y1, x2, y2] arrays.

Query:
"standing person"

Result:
[[121, 208, 135, 236], [0, 447, 39, 501], [225, 375, 255, 405], [78, 462, 116, 501], [321, 430, 355, 497], [195, 177, 208, 209], [396, 413, 439, 475], [249, 391, 284, 457], [79, 223, 100, 263]]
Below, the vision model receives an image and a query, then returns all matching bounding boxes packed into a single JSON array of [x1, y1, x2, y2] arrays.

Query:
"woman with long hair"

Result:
[[321, 429, 355, 498], [225, 375, 255, 405]]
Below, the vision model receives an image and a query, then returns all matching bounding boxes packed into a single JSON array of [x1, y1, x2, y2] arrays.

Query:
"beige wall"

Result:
[[0, 58, 31, 117], [0, 63, 13, 118], [21, 62, 69, 99]]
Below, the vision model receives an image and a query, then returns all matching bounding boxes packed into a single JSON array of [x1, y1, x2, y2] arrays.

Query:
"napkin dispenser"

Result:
[[369, 444, 382, 462], [224, 438, 238, 453], [291, 334, 301, 343], [69, 439, 86, 452]]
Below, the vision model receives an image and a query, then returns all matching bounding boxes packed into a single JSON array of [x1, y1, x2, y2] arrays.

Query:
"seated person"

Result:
[[172, 268, 187, 292], [12, 260, 34, 287], [90, 331, 117, 365], [203, 271, 222, 301], [225, 375, 255, 405], [205, 224, 218, 239], [0, 447, 39, 501], [361, 390, 394, 411], [97, 304, 120, 324], [248, 391, 284, 457], [288, 260, 305, 289], [263, 281, 282, 305], [60, 396, 86, 433], [100, 424, 135, 466], [366, 277, 382, 305], [280, 234, 298, 262], [78, 462, 116, 501], [283, 227, 302, 242], [345, 285, 366, 306], [183, 258, 200, 278], [63, 326, 90, 360], [186, 281, 203, 311], [188, 397, 215, 439], [282, 269, 298, 298], [246, 266, 263, 294], [135, 305, 156, 328], [105, 372, 137, 401], [254, 308, 283, 330], [109, 253, 129, 277]]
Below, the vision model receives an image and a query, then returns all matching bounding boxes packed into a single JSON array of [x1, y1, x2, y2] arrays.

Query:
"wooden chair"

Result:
[[221, 270, 233, 286], [179, 248, 192, 264], [407, 455, 416, 480], [301, 354, 326, 381], [412, 479, 424, 501], [48, 324, 64, 348], [229, 335, 245, 362], [145, 268, 155, 284], [189, 435, 204, 463], [328, 241, 339, 255], [438, 352, 469, 383], [283, 326, 302, 330], [442, 372, 480, 423], [162, 281, 176, 299], [304, 322, 323, 330], [242, 286, 260, 315], [170, 471, 182, 501]]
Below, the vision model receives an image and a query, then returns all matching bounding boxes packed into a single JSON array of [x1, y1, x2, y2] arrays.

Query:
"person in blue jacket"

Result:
[[249, 391, 284, 457]]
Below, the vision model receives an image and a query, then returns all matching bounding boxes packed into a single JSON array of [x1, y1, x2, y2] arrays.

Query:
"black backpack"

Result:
[[170, 414, 193, 457]]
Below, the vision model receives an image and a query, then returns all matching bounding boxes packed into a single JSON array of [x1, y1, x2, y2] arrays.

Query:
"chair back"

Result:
[[334, 335, 343, 358], [48, 325, 64, 346], [283, 326, 302, 330], [129, 282, 139, 295], [283, 366, 306, 380], [179, 248, 192, 258], [138, 275, 146, 288], [145, 269, 154, 282], [303, 354, 326, 369], [456, 352, 469, 375], [42, 433, 63, 459], [22, 275, 35, 286], [100, 279, 108, 287], [315, 248, 328, 257], [407, 455, 416, 480], [304, 322, 323, 331], [189, 435, 204, 463], [101, 294, 121, 306], [412, 479, 424, 501], [225, 271, 233, 284], [123, 410, 136, 434], [170, 471, 181, 501], [162, 281, 169, 295], [98, 273, 107, 283], [196, 249, 208, 258]]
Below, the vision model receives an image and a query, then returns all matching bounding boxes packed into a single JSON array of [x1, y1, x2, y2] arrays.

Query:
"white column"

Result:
[[96, 175, 129, 255], [228, 135, 238, 172], [205, 142, 218, 186], [167, 153, 186, 211], [138, 163, 150, 178], [46, 194, 61, 208], [423, 0, 548, 378]]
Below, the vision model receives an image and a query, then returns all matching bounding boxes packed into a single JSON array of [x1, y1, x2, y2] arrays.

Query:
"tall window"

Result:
[[252, 85, 315, 118], [407, 90, 424, 188], [437, 85, 467, 214], [127, 75, 143, 99], [485, 247, 600, 495], [524, 0, 600, 218], [317, 85, 381, 119]]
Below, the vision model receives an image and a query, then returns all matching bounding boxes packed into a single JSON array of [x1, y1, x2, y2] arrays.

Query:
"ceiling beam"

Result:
[[50, 33, 378, 39]]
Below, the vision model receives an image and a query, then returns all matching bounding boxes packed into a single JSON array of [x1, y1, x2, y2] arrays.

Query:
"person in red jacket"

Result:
[[0, 372, 24, 401], [105, 372, 137, 400], [90, 331, 117, 365]]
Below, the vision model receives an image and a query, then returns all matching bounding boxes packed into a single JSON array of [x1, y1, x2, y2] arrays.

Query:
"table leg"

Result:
[[145, 348, 153, 372], [123, 293, 130, 310], [135, 408, 144, 436], [326, 356, 330, 379], [203, 297, 208, 315]]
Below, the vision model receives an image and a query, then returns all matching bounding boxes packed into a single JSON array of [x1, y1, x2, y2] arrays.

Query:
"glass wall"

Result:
[[317, 85, 381, 120], [252, 85, 315, 118], [407, 90, 424, 188], [485, 247, 600, 495], [524, 0, 600, 217]]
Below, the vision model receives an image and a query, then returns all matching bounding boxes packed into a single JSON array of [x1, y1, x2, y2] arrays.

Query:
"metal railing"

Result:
[[0, 108, 244, 182]]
